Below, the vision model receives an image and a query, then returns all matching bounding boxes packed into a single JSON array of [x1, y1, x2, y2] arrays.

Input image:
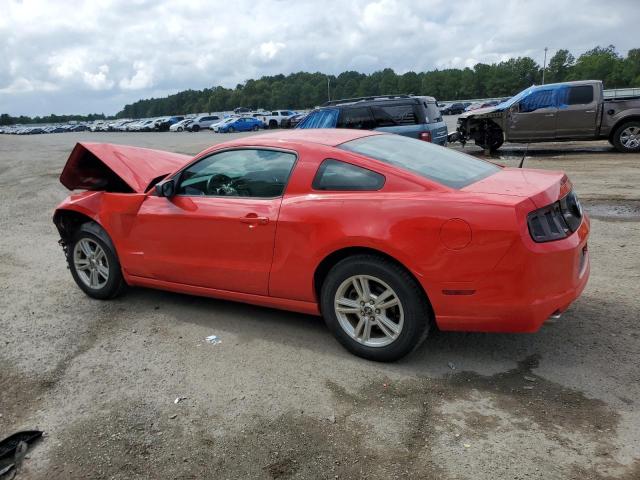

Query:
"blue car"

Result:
[[297, 95, 448, 145], [217, 117, 265, 133]]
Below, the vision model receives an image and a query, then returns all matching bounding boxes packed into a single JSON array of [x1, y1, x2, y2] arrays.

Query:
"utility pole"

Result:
[[542, 47, 548, 84], [327, 76, 331, 102]]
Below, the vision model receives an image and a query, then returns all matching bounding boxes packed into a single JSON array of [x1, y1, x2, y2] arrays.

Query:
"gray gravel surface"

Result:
[[0, 130, 639, 479]]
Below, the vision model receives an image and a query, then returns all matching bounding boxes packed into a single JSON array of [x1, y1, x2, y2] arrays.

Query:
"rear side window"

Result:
[[337, 108, 376, 129], [567, 85, 594, 105], [376, 104, 418, 125], [340, 134, 499, 189], [312, 159, 385, 191]]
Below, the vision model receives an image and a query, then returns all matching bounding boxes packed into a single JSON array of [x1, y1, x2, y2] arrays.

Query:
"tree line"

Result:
[[117, 45, 640, 118], [2, 45, 639, 124]]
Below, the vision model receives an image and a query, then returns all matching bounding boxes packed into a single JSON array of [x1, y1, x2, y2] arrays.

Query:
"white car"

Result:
[[170, 119, 193, 132], [187, 115, 221, 132], [259, 110, 297, 129]]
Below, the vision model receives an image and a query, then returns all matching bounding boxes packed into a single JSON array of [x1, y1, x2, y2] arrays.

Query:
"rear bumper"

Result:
[[433, 217, 590, 333]]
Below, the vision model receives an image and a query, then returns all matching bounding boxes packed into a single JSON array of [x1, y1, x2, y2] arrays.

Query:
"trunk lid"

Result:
[[60, 142, 191, 193], [462, 167, 571, 208]]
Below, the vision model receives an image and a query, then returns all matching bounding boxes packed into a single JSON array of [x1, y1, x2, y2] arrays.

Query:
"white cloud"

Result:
[[83, 65, 114, 90], [0, 0, 638, 115], [119, 62, 155, 90], [255, 41, 286, 62]]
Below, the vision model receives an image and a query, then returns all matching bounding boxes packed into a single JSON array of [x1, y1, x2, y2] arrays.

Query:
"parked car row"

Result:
[[1, 109, 308, 136], [0, 124, 90, 135]]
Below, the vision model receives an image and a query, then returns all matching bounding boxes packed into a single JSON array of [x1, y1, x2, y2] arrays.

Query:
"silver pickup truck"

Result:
[[450, 80, 640, 153]]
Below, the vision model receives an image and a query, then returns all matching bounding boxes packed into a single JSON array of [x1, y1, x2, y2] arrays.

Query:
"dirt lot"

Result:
[[1, 128, 639, 479]]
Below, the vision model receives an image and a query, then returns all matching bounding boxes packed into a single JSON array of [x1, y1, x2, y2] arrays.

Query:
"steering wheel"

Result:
[[206, 174, 238, 196]]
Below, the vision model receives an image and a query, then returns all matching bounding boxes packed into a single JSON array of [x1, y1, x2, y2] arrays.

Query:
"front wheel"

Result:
[[320, 255, 432, 361], [612, 121, 640, 153], [475, 127, 504, 151], [252, 125, 259, 131], [67, 222, 125, 300], [177, 127, 183, 132], [191, 125, 200, 132], [228, 127, 235, 133]]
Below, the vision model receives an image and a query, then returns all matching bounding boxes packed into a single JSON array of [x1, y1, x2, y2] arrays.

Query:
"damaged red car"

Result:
[[54, 130, 590, 361]]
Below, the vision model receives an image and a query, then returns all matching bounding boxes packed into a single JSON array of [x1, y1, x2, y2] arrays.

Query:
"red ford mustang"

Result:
[[54, 129, 590, 361]]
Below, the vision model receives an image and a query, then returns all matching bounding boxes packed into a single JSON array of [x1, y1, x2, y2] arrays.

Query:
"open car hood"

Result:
[[458, 105, 504, 120], [60, 142, 192, 193]]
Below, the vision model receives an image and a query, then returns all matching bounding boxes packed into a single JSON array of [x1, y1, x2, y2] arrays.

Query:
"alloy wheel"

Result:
[[334, 275, 404, 347], [73, 238, 109, 289], [620, 126, 639, 149]]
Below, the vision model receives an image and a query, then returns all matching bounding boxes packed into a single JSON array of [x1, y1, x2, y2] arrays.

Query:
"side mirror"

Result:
[[155, 179, 176, 198]]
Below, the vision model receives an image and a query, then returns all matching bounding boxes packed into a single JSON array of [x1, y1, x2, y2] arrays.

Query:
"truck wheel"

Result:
[[475, 128, 504, 151], [269, 120, 278, 129], [613, 121, 640, 153]]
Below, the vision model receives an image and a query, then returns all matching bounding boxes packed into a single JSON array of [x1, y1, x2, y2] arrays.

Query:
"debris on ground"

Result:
[[174, 397, 187, 404], [205, 335, 221, 345], [0, 430, 43, 479]]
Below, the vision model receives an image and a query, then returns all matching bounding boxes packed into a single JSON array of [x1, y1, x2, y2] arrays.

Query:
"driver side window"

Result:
[[177, 149, 297, 198], [518, 89, 556, 113]]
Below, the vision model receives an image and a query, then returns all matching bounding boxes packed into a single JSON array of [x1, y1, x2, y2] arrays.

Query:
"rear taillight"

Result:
[[527, 190, 583, 242], [419, 131, 432, 142]]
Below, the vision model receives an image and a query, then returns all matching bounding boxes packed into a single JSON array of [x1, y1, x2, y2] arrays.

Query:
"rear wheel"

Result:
[[228, 127, 235, 133], [612, 121, 640, 153], [320, 254, 432, 362], [269, 120, 278, 129], [67, 222, 125, 300], [253, 125, 259, 131]]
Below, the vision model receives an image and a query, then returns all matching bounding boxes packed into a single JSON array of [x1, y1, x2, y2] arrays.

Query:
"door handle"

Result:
[[239, 214, 269, 225], [585, 110, 595, 113], [544, 114, 555, 117]]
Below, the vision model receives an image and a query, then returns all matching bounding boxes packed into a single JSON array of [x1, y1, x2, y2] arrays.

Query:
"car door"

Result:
[[507, 88, 558, 141], [129, 148, 298, 295], [555, 85, 598, 138]]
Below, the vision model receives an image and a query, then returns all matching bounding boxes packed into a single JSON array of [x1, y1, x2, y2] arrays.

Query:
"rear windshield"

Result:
[[340, 134, 500, 189], [424, 102, 442, 123]]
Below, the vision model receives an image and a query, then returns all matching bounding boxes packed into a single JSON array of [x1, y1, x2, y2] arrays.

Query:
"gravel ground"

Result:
[[0, 128, 639, 479]]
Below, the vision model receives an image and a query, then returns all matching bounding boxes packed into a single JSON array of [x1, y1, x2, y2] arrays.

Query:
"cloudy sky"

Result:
[[1, 0, 638, 116]]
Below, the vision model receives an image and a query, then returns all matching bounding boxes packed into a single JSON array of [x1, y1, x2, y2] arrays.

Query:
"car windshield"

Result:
[[297, 108, 339, 128], [340, 134, 500, 189]]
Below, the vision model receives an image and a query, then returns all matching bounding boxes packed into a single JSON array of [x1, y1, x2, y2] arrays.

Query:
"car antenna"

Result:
[[518, 143, 529, 168]]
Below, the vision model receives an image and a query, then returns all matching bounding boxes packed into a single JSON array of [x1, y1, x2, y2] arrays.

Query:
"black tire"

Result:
[[320, 254, 432, 362], [228, 127, 235, 133], [192, 125, 200, 132], [252, 125, 259, 131], [67, 222, 125, 300], [475, 127, 504, 151], [612, 121, 640, 153], [269, 120, 278, 129], [177, 127, 183, 132]]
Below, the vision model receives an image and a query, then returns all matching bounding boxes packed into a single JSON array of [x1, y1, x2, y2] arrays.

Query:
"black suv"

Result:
[[297, 95, 448, 145]]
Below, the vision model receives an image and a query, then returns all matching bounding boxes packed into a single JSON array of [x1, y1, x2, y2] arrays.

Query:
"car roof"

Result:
[[241, 128, 382, 147]]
